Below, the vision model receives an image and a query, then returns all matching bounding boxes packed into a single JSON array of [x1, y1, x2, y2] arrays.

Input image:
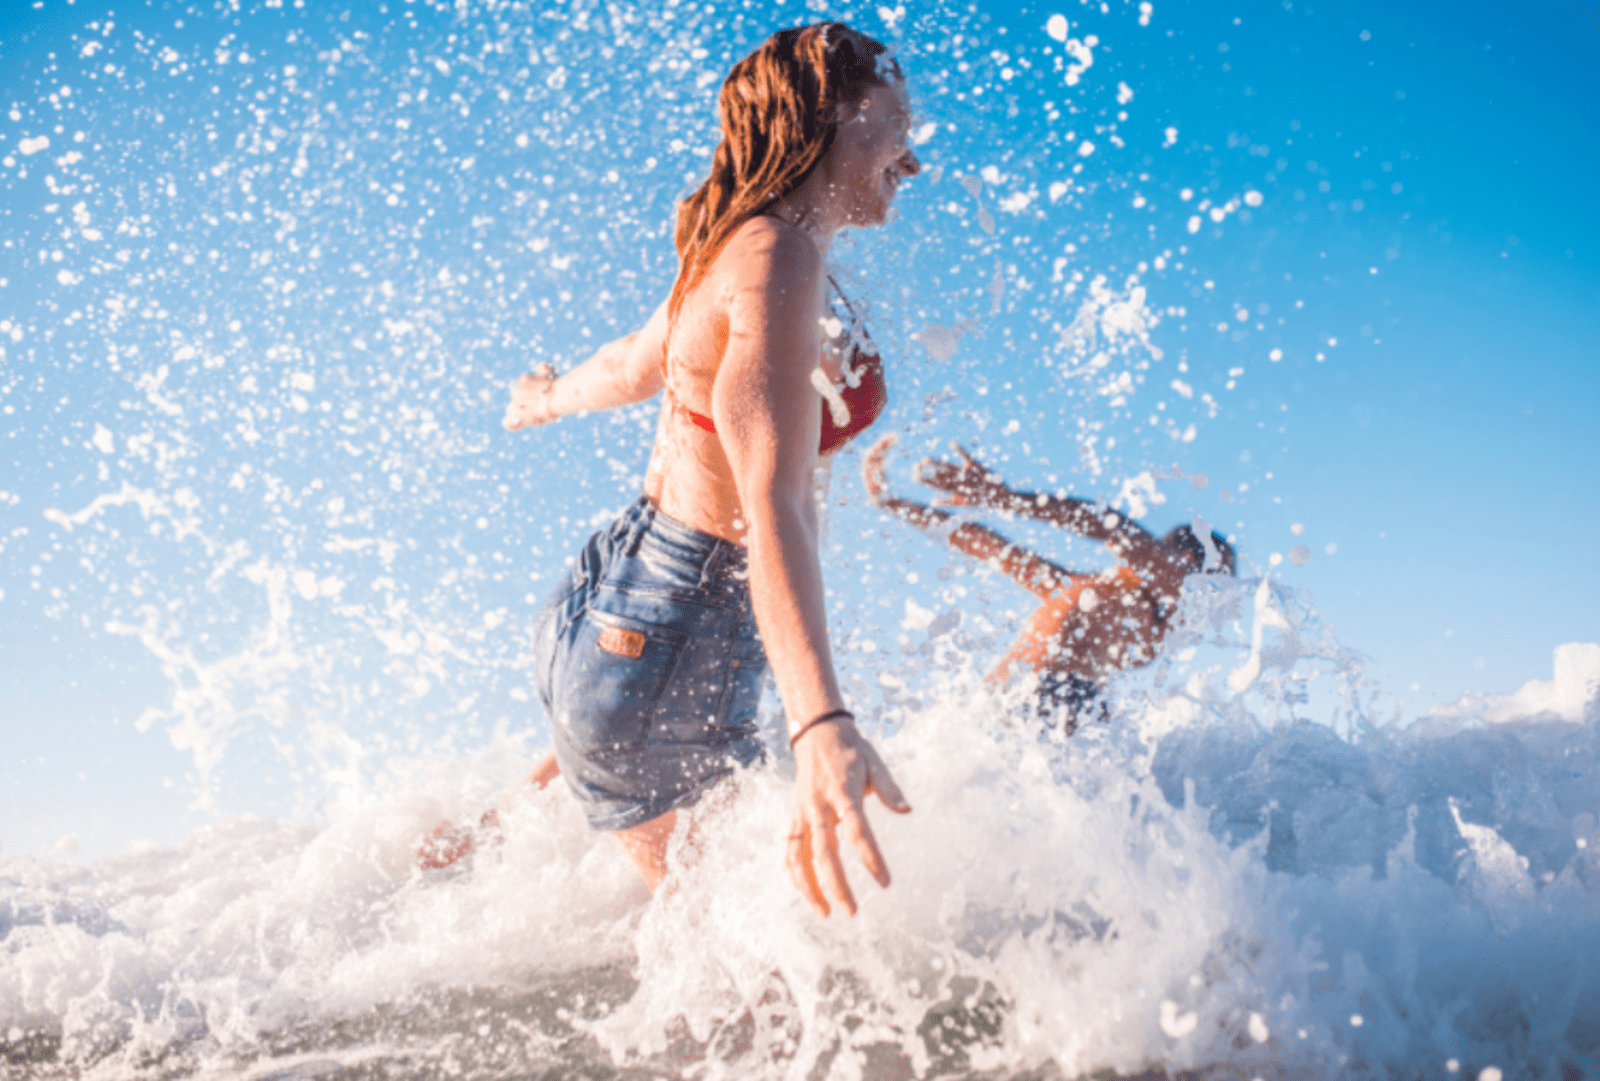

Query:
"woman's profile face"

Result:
[[827, 80, 920, 228]]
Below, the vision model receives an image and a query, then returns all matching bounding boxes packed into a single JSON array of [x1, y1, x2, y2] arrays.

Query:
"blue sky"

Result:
[[1, 0, 1596, 859], [1143, 1, 1600, 698], [1079, 1, 1600, 697]]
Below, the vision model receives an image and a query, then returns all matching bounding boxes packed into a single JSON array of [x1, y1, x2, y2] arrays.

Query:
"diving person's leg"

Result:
[[527, 750, 560, 790]]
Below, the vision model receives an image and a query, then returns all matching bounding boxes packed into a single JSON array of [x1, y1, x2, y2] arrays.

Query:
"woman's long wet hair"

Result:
[[667, 22, 901, 323]]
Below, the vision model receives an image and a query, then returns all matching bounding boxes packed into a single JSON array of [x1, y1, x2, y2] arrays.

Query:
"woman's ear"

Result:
[[833, 96, 866, 126]]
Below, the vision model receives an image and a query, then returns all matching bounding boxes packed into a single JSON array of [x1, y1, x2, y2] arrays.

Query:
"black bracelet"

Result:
[[790, 708, 854, 748]]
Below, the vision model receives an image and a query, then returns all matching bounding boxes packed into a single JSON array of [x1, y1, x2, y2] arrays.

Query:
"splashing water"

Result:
[[6, 575, 1600, 1078], [5, 2, 1600, 1079]]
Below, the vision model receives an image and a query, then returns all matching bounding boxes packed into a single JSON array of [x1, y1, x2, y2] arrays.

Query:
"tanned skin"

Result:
[[490, 83, 921, 914], [865, 436, 1210, 688]]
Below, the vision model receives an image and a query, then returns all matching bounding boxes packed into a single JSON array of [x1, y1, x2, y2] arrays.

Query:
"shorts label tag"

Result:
[[597, 626, 646, 659]]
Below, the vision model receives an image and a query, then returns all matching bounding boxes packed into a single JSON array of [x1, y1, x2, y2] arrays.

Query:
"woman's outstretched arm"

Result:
[[715, 220, 909, 919], [502, 301, 668, 430], [865, 436, 1070, 602]]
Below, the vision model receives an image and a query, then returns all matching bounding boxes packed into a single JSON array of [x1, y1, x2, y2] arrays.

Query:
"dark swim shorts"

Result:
[[1034, 670, 1108, 736], [532, 496, 769, 832]]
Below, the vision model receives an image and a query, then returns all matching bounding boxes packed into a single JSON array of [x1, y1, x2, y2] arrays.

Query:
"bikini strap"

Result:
[[826, 274, 858, 318]]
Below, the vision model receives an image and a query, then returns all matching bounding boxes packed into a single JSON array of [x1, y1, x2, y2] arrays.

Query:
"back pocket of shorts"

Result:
[[556, 609, 685, 757]]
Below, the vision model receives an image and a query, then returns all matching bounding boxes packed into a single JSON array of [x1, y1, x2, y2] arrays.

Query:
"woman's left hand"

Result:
[[787, 716, 911, 917], [503, 363, 559, 430]]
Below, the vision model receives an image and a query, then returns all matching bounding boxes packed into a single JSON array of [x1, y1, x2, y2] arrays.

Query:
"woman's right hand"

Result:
[[914, 443, 1010, 508], [502, 363, 559, 430]]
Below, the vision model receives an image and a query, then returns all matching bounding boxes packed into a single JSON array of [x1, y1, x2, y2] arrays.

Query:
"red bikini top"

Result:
[[675, 274, 888, 456], [682, 347, 888, 456]]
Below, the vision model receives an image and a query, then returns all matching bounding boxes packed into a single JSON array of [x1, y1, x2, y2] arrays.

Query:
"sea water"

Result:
[[5, 602, 1600, 1079], [4, 1, 1600, 1078]]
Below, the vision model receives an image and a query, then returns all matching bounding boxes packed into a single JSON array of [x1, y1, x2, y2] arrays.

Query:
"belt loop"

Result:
[[698, 539, 727, 589], [624, 496, 652, 557]]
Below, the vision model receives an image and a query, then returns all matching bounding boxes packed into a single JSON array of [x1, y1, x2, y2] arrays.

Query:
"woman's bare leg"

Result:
[[614, 810, 679, 892], [613, 778, 742, 892]]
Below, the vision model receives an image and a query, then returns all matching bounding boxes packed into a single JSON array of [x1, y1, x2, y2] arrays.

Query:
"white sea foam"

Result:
[[4, 569, 1598, 1078]]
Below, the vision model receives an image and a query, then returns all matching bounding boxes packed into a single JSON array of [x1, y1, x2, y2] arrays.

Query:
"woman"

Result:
[[501, 24, 919, 917]]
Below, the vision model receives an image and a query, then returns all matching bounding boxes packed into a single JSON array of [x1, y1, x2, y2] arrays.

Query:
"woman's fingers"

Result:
[[786, 827, 830, 916], [503, 368, 557, 431], [788, 723, 907, 917], [504, 401, 536, 430], [788, 801, 876, 917], [837, 805, 889, 889], [865, 748, 912, 814], [948, 445, 991, 491], [810, 809, 859, 916]]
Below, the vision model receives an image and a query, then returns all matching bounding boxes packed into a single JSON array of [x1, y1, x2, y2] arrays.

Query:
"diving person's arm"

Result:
[[502, 301, 668, 430], [716, 220, 909, 919], [414, 750, 564, 871], [914, 442, 1164, 562], [865, 436, 1071, 602]]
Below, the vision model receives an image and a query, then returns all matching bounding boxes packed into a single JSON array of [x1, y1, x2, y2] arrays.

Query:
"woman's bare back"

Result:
[[649, 215, 829, 544]]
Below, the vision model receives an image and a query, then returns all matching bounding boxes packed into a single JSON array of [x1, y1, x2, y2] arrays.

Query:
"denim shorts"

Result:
[[1034, 669, 1108, 736], [532, 496, 770, 831]]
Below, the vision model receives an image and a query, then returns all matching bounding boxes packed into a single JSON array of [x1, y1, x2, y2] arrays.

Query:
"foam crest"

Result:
[[8, 582, 1597, 1079]]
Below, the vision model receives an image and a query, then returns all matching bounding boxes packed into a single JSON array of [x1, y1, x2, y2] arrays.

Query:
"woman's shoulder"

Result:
[[717, 215, 823, 285]]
